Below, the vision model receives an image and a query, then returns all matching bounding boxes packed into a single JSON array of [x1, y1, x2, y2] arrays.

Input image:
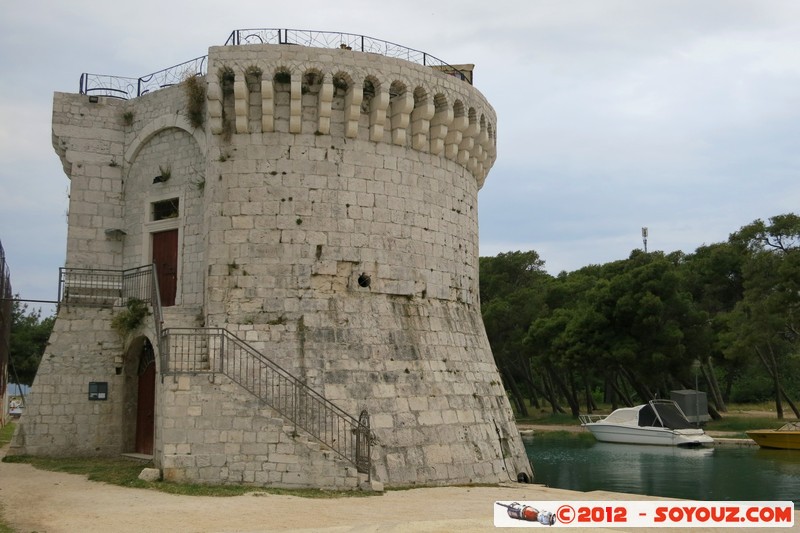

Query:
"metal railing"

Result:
[[79, 28, 470, 99], [226, 29, 471, 83], [79, 55, 208, 100], [58, 264, 366, 473], [58, 265, 162, 339], [161, 327, 370, 473]]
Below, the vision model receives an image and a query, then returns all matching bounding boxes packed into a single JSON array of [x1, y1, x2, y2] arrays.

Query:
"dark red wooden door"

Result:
[[152, 229, 178, 307], [135, 360, 155, 454]]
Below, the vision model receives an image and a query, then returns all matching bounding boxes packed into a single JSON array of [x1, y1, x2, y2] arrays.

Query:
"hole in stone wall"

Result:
[[357, 273, 371, 288]]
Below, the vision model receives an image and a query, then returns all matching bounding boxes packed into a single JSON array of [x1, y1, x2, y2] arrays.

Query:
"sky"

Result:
[[1, 1, 799, 312]]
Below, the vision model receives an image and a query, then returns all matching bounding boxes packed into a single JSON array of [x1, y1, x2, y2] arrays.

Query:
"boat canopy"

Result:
[[599, 400, 695, 429], [639, 400, 695, 429]]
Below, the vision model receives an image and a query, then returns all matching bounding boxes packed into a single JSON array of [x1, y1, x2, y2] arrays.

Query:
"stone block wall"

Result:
[[9, 307, 126, 455], [157, 373, 359, 489]]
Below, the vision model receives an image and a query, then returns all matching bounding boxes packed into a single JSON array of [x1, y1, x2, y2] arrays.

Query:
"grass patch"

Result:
[[0, 422, 14, 447], [0, 455, 377, 498], [516, 412, 579, 426], [705, 416, 786, 433], [0, 507, 13, 533]]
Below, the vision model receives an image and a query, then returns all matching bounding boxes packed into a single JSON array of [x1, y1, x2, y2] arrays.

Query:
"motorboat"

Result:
[[747, 421, 800, 450], [579, 399, 714, 447]]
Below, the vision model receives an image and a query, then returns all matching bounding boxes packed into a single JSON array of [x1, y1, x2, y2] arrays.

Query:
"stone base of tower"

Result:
[[157, 374, 361, 490], [217, 295, 534, 487]]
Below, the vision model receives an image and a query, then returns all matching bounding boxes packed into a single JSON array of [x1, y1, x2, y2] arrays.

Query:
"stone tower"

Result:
[[12, 30, 532, 489]]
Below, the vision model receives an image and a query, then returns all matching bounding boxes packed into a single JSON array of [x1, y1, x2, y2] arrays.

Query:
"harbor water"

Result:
[[523, 432, 800, 508]]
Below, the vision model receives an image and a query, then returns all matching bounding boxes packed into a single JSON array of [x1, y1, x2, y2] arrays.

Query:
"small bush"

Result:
[[183, 75, 206, 129], [111, 299, 150, 337], [273, 70, 291, 84]]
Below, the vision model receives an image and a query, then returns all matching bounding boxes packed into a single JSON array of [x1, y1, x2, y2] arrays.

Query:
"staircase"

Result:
[[58, 264, 371, 477], [159, 326, 371, 475]]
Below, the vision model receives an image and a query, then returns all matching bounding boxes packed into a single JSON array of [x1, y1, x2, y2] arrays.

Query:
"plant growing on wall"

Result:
[[332, 75, 349, 92], [245, 66, 262, 92], [111, 299, 150, 338], [158, 165, 171, 182], [122, 110, 134, 126], [218, 66, 236, 141], [218, 66, 235, 96], [183, 74, 206, 129], [273, 69, 291, 84]]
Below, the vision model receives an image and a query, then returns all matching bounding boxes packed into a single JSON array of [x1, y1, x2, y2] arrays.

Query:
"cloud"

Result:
[[2, 0, 800, 297]]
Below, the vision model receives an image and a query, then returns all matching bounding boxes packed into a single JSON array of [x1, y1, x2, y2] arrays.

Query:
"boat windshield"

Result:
[[638, 401, 694, 429]]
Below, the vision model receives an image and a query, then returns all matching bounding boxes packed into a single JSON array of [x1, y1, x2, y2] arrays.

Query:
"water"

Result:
[[524, 433, 800, 508]]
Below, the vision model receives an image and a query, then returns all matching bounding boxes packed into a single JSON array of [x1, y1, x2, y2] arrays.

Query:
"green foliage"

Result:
[[0, 422, 14, 446], [704, 416, 784, 433], [481, 213, 800, 420], [9, 299, 55, 386], [122, 110, 134, 126], [183, 74, 206, 129], [111, 299, 150, 337], [273, 69, 291, 84]]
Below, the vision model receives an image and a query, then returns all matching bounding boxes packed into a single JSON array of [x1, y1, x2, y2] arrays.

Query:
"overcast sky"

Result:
[[2, 1, 799, 310]]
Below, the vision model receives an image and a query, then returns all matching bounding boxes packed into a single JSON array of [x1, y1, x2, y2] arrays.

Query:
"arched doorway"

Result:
[[134, 339, 156, 454]]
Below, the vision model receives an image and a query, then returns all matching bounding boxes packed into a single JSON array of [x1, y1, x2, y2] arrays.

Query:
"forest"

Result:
[[480, 213, 800, 420]]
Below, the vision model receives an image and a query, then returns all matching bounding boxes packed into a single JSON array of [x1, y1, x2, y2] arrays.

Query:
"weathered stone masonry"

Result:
[[11, 37, 532, 489]]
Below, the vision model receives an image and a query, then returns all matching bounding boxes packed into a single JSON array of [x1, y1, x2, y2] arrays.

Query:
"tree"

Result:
[[480, 251, 551, 416], [9, 298, 55, 386], [722, 215, 800, 418]]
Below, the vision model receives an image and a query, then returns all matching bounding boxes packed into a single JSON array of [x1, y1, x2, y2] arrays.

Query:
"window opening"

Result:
[[152, 198, 179, 221]]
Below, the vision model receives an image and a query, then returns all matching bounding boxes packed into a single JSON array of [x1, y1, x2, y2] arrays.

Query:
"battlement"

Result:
[[206, 44, 496, 185]]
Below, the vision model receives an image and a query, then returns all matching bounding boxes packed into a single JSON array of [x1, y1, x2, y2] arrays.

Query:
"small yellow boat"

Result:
[[747, 421, 800, 450]]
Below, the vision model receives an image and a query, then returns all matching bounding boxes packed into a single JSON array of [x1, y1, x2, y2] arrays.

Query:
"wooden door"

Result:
[[135, 359, 156, 455], [152, 229, 178, 307]]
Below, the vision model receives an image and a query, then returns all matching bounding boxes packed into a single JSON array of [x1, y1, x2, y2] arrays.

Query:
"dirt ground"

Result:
[[0, 444, 587, 533], [1, 424, 795, 533]]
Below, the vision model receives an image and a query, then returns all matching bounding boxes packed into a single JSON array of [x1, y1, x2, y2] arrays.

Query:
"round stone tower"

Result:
[[31, 31, 531, 489], [196, 39, 531, 486]]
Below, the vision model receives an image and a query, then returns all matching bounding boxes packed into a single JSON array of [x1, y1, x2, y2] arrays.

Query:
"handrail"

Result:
[[57, 264, 368, 474], [161, 327, 370, 473], [79, 28, 471, 99], [58, 265, 161, 328]]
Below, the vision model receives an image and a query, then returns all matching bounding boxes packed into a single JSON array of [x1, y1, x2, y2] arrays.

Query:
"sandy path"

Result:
[[0, 452, 571, 533], [1, 430, 795, 532]]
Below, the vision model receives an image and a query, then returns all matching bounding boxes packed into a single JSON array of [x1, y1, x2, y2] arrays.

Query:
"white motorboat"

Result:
[[579, 399, 714, 447]]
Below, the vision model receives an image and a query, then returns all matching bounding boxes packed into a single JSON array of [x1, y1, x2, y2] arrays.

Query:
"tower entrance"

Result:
[[152, 229, 178, 307], [134, 339, 156, 455]]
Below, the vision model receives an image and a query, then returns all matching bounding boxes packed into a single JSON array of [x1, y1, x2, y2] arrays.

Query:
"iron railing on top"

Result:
[[226, 29, 471, 83], [79, 28, 471, 99], [58, 265, 163, 340], [79, 55, 208, 100], [161, 327, 371, 474]]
